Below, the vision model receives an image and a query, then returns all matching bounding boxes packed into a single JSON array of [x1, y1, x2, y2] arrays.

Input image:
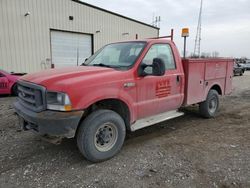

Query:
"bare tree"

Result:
[[212, 51, 219, 58]]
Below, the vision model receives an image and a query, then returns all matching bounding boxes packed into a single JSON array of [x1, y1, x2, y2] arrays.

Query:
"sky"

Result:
[[83, 0, 250, 58]]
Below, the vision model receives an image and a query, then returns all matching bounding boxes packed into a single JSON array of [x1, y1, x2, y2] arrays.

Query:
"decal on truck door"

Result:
[[0, 82, 7, 89], [156, 80, 171, 98]]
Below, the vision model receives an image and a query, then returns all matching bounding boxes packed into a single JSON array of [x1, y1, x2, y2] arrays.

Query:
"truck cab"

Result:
[[14, 39, 233, 162]]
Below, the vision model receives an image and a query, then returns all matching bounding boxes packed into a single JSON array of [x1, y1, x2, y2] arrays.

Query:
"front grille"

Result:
[[17, 81, 46, 112]]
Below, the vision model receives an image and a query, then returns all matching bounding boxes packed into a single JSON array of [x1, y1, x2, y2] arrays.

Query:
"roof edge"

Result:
[[71, 0, 160, 30]]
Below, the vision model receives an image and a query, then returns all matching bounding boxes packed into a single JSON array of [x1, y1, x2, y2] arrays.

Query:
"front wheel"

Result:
[[199, 89, 219, 118], [11, 84, 18, 96], [77, 109, 126, 162]]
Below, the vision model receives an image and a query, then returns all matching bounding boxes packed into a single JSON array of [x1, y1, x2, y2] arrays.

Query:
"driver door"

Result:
[[136, 43, 183, 119]]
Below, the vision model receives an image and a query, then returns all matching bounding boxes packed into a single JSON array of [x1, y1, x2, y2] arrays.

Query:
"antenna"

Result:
[[194, 0, 203, 57], [152, 15, 161, 28]]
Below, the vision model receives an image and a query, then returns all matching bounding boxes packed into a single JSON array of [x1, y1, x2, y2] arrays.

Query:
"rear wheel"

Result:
[[77, 109, 126, 162], [240, 70, 243, 76], [199, 89, 219, 118]]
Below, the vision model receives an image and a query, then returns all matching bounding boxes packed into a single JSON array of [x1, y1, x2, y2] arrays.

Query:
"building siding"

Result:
[[0, 0, 159, 73]]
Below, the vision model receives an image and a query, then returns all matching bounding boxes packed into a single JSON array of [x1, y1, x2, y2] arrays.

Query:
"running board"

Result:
[[131, 110, 184, 131]]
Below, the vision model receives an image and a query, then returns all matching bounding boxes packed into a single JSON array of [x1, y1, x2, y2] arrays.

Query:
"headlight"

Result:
[[46, 91, 72, 111]]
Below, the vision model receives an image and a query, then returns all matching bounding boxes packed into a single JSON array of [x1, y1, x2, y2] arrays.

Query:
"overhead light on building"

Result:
[[96, 30, 101, 33], [24, 12, 31, 17], [122, 32, 129, 36], [69, 16, 74, 20]]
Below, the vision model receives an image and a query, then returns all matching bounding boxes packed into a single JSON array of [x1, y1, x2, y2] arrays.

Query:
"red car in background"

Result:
[[0, 70, 25, 96]]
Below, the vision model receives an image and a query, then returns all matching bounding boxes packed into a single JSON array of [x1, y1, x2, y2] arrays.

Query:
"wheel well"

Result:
[[11, 83, 17, 94], [82, 99, 131, 131], [210, 85, 222, 95]]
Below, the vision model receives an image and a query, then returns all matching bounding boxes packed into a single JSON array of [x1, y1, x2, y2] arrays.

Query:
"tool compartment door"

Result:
[[182, 58, 233, 106], [205, 61, 227, 80], [182, 60, 205, 105], [225, 60, 234, 95]]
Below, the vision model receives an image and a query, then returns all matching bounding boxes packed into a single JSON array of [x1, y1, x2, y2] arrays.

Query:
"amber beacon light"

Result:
[[182, 28, 189, 58]]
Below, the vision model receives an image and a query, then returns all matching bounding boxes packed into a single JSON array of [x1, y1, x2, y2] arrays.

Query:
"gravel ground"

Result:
[[0, 72, 250, 188]]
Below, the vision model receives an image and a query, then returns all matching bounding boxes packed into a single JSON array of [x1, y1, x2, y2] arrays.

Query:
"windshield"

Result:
[[85, 42, 146, 69]]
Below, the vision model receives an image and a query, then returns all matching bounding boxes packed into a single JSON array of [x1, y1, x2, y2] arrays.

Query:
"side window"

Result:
[[142, 44, 176, 70]]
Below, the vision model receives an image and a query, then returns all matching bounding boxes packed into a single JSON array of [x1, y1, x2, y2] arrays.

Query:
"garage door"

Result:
[[51, 31, 92, 68]]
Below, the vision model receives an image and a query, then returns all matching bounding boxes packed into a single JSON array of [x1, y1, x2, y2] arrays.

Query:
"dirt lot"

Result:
[[0, 72, 250, 188]]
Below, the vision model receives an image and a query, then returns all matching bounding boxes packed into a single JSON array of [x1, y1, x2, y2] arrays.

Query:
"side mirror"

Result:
[[152, 58, 166, 76], [139, 58, 165, 77], [81, 58, 89, 66]]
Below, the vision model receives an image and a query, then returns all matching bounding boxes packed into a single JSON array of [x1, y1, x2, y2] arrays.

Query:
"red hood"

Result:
[[21, 66, 115, 88], [8, 74, 20, 80]]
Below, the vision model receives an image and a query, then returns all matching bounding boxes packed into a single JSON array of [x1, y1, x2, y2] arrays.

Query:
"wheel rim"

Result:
[[94, 122, 118, 152], [208, 96, 218, 114]]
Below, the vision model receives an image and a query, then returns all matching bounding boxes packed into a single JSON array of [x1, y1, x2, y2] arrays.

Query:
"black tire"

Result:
[[199, 89, 219, 118], [240, 70, 243, 76], [77, 109, 126, 162], [11, 84, 18, 96]]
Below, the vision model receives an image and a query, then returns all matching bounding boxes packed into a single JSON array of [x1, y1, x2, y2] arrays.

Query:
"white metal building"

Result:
[[0, 0, 159, 73]]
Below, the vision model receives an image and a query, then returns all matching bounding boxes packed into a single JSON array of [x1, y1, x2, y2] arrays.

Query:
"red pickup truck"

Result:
[[14, 39, 233, 162], [0, 70, 24, 96]]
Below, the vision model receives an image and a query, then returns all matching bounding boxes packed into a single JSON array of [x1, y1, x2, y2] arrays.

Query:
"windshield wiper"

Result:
[[91, 63, 129, 69], [92, 63, 121, 68], [81, 63, 87, 66]]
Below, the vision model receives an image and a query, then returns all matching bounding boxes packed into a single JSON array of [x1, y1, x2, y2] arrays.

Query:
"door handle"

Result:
[[176, 75, 181, 83]]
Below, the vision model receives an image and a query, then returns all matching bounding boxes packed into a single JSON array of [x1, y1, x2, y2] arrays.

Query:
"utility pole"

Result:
[[194, 0, 203, 57]]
